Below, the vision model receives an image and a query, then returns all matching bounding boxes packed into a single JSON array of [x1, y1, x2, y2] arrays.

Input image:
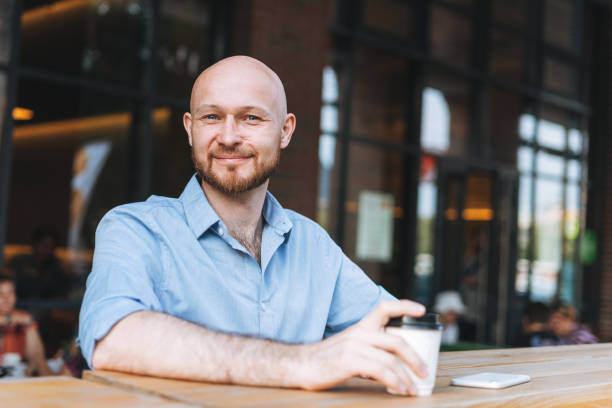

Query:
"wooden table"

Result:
[[0, 376, 187, 408], [82, 343, 612, 407]]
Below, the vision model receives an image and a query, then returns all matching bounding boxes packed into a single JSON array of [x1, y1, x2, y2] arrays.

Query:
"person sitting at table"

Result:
[[548, 302, 598, 345], [79, 56, 429, 397], [433, 291, 465, 345], [0, 274, 53, 376], [514, 301, 558, 347], [7, 226, 70, 300]]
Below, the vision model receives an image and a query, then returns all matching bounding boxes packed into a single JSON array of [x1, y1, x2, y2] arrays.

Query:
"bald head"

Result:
[[190, 56, 288, 121]]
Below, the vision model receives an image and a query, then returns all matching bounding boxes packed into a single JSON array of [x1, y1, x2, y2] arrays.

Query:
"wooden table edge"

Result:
[[83, 370, 207, 407]]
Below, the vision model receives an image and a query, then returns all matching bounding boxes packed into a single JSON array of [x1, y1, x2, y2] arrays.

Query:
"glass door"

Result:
[[434, 159, 517, 345]]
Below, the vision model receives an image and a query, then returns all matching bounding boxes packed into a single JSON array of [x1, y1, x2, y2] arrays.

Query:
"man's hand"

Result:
[[296, 300, 427, 396]]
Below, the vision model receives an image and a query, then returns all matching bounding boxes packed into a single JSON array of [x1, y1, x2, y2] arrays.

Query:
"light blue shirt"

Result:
[[78, 175, 394, 367]]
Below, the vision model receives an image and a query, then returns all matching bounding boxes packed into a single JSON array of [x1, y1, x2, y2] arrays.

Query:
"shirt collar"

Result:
[[179, 174, 294, 238], [179, 174, 221, 238], [262, 191, 293, 236]]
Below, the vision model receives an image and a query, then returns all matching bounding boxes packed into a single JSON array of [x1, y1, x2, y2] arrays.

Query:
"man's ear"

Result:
[[280, 113, 296, 149], [183, 112, 193, 146]]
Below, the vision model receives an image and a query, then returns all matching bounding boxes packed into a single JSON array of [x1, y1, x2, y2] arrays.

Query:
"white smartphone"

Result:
[[450, 372, 531, 389]]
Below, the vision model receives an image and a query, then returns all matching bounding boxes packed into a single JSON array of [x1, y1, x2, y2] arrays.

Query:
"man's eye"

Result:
[[246, 115, 259, 121], [205, 114, 218, 120]]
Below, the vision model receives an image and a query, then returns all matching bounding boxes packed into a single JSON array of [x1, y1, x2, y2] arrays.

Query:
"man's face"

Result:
[[184, 59, 294, 195]]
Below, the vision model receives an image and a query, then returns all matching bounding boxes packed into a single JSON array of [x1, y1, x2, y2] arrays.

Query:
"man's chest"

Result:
[[154, 230, 335, 343]]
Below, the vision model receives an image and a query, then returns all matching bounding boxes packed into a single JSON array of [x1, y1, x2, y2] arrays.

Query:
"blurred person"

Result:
[[515, 302, 557, 347], [7, 227, 70, 299], [0, 274, 53, 376], [433, 291, 465, 344], [79, 56, 429, 397], [549, 303, 598, 345], [458, 231, 487, 342]]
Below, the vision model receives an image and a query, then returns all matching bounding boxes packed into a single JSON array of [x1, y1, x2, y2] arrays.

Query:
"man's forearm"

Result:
[[91, 311, 306, 387]]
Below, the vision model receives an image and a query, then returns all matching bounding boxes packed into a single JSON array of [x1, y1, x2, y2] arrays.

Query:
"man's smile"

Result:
[[212, 155, 252, 164]]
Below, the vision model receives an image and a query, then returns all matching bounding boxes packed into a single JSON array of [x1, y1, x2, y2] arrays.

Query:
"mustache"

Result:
[[207, 146, 256, 158]]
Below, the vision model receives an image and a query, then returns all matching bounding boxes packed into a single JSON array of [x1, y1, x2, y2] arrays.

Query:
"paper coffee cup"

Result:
[[385, 313, 442, 396], [2, 353, 20, 367]]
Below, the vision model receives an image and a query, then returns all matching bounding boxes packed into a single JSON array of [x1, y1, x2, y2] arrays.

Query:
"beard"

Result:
[[192, 146, 280, 195]]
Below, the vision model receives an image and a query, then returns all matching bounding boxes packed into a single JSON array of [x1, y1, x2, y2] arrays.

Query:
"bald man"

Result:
[[78, 56, 427, 396]]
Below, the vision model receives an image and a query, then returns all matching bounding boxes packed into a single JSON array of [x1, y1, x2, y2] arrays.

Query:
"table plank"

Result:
[[83, 344, 612, 407], [0, 376, 189, 408]]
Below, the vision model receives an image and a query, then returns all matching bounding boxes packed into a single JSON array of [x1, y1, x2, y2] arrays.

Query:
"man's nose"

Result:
[[217, 117, 241, 146]]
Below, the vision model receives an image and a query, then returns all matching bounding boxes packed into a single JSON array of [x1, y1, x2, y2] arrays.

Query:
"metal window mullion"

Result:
[[334, 0, 360, 247], [18, 66, 145, 101], [129, 0, 159, 201], [524, 0, 544, 301], [575, 0, 586, 101], [574, 115, 589, 311], [556, 152, 570, 302], [400, 0, 428, 300], [0, 0, 22, 268], [212, 1, 229, 62]]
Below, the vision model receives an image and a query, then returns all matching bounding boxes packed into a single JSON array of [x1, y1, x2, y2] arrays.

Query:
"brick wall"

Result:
[[235, 0, 334, 219]]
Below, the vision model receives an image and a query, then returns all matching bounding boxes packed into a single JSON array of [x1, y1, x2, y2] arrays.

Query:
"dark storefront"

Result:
[[0, 0, 611, 354]]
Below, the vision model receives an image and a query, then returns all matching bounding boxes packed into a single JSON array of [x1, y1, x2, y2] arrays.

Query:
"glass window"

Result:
[[150, 106, 194, 198], [442, 0, 473, 8], [7, 78, 132, 286], [0, 72, 5, 142], [532, 178, 563, 301], [421, 70, 469, 156], [488, 89, 522, 164], [156, 0, 214, 99], [0, 0, 11, 64], [492, 0, 526, 29], [315, 134, 340, 236], [517, 146, 533, 172], [519, 113, 536, 142], [567, 159, 581, 182], [350, 45, 408, 144], [414, 155, 437, 305], [515, 174, 532, 294], [568, 128, 583, 154], [536, 151, 564, 179], [316, 66, 341, 238], [361, 0, 414, 41], [544, 0, 578, 51], [537, 107, 567, 151], [490, 30, 524, 84], [20, 0, 153, 88], [6, 76, 133, 354], [544, 57, 576, 96], [429, 6, 471, 69], [560, 182, 580, 303], [343, 142, 409, 296], [538, 106, 583, 153]]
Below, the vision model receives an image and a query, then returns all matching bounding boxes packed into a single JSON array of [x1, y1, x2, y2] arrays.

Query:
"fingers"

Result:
[[365, 330, 427, 378], [360, 300, 425, 329], [350, 347, 416, 396]]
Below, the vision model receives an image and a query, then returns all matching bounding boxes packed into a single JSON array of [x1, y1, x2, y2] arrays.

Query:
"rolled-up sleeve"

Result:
[[324, 241, 396, 336], [78, 208, 164, 367]]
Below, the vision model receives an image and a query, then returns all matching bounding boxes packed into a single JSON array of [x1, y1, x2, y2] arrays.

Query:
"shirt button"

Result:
[[260, 302, 266, 311], [218, 227, 224, 236]]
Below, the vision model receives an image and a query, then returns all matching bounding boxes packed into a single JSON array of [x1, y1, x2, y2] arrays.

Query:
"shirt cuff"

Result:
[[78, 298, 149, 368]]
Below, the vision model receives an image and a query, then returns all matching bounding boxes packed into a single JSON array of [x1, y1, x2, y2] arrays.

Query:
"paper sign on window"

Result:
[[356, 190, 394, 262]]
